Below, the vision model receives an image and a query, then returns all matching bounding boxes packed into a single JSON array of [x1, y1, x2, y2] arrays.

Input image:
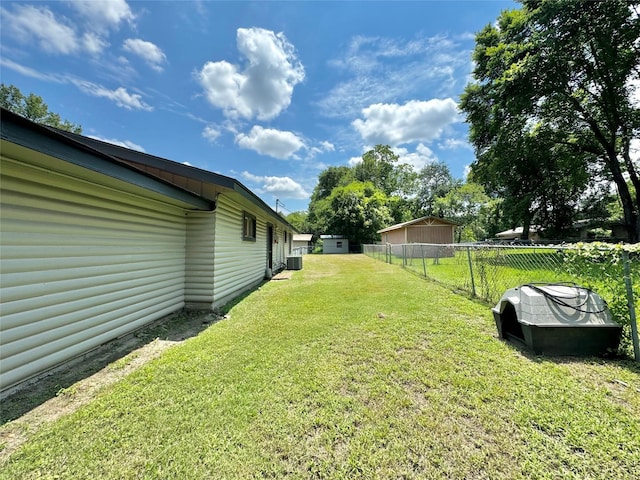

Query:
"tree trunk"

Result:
[[605, 149, 639, 242], [522, 217, 531, 241]]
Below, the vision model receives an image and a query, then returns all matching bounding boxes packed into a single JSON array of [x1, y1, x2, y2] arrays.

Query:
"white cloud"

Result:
[[241, 171, 309, 199], [202, 125, 221, 143], [393, 144, 439, 171], [0, 59, 150, 111], [307, 140, 335, 159], [348, 156, 363, 166], [123, 38, 167, 72], [87, 135, 145, 152], [82, 32, 109, 54], [352, 98, 460, 146], [72, 80, 152, 110], [69, 0, 135, 33], [235, 126, 304, 160], [0, 58, 65, 82], [438, 138, 472, 150], [320, 33, 469, 118], [0, 3, 125, 55], [1, 5, 79, 54], [319, 141, 335, 152], [196, 27, 305, 120]]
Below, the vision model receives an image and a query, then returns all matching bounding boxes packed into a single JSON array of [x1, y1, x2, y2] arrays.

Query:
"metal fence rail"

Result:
[[364, 243, 640, 359]]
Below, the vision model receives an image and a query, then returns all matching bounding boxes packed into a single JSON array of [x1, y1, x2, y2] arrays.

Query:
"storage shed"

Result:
[[1, 109, 296, 394], [292, 233, 313, 254], [321, 235, 349, 254], [378, 216, 457, 245]]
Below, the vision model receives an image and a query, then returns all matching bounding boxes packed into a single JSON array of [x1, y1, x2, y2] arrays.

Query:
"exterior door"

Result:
[[267, 225, 273, 269]]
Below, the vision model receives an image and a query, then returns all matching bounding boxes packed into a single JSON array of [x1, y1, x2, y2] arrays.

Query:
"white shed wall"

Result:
[[323, 238, 349, 254], [1, 156, 188, 392]]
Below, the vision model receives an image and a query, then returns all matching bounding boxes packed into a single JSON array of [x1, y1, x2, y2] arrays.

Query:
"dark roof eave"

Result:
[[54, 128, 298, 232], [1, 109, 212, 210]]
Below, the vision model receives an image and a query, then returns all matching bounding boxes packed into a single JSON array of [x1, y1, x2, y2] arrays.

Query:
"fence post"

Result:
[[622, 251, 640, 361], [421, 244, 427, 278], [402, 244, 406, 267], [467, 246, 476, 297]]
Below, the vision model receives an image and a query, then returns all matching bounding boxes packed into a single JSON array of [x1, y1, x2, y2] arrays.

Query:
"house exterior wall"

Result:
[[211, 194, 269, 307], [1, 153, 189, 393], [185, 211, 216, 306]]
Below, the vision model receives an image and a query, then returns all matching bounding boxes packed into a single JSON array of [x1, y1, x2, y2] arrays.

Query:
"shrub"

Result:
[[563, 242, 640, 356]]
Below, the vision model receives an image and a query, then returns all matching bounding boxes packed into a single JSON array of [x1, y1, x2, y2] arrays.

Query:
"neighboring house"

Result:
[[292, 233, 313, 254], [321, 235, 349, 254], [0, 109, 296, 394], [495, 226, 541, 242]]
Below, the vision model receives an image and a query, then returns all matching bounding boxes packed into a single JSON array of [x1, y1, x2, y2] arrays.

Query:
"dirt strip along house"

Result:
[[0, 109, 296, 395]]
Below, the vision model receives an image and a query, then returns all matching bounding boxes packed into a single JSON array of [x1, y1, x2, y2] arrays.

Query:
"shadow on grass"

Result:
[[0, 309, 221, 425], [492, 329, 640, 375]]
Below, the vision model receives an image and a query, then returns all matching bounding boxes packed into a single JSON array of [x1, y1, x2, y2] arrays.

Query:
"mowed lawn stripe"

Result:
[[1, 254, 638, 479]]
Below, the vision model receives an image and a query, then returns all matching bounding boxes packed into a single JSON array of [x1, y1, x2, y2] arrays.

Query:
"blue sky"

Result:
[[1, 0, 517, 214]]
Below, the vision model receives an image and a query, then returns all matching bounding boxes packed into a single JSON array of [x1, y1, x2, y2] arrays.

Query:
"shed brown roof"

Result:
[[377, 216, 458, 233]]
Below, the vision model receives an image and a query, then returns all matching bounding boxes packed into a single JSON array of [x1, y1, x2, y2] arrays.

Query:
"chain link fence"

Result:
[[364, 242, 639, 359]]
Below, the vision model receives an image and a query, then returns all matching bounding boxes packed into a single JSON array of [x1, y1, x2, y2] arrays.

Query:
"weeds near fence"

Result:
[[364, 242, 640, 358]]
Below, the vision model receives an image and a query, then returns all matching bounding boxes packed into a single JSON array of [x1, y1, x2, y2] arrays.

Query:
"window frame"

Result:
[[242, 211, 257, 241]]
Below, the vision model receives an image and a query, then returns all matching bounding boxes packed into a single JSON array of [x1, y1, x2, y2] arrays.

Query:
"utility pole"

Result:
[[275, 199, 280, 213]]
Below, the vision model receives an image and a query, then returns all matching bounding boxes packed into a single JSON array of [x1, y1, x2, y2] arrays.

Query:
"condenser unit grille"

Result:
[[287, 256, 302, 270]]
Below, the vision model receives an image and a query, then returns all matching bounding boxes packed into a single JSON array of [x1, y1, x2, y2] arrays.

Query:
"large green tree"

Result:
[[353, 145, 417, 223], [285, 211, 309, 233], [460, 0, 640, 241], [434, 182, 493, 242], [412, 161, 458, 218], [1, 84, 82, 133], [353, 144, 416, 198], [321, 181, 393, 246]]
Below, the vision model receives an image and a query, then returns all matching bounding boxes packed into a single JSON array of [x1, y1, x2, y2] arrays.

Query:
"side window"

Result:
[[243, 212, 256, 241]]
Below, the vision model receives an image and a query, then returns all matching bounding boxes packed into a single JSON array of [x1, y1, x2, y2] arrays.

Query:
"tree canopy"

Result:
[[305, 145, 466, 245], [1, 83, 82, 133], [460, 0, 640, 241]]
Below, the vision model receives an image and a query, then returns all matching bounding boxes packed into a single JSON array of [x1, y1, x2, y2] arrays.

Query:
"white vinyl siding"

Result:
[[212, 195, 267, 307], [185, 211, 215, 306], [1, 156, 188, 392]]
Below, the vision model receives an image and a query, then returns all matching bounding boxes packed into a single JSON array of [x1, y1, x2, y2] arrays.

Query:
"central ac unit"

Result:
[[287, 256, 303, 270]]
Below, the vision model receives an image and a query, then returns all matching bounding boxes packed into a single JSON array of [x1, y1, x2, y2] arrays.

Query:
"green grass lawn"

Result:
[[1, 254, 639, 479], [393, 248, 575, 302]]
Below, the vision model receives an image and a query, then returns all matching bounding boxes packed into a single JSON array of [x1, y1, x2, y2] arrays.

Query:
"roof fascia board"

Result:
[[56, 127, 297, 233]]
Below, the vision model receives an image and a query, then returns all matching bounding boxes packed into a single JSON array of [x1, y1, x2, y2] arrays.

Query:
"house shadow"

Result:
[[0, 309, 222, 425]]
